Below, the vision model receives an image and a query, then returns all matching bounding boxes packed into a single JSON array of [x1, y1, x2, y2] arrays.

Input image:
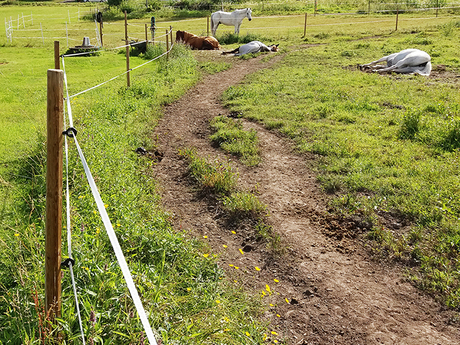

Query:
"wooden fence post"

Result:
[[170, 26, 173, 49], [45, 68, 64, 325], [54, 41, 60, 69], [303, 13, 307, 37], [145, 23, 148, 44], [166, 29, 169, 59], [125, 11, 130, 87], [395, 7, 399, 31], [100, 21, 103, 47]]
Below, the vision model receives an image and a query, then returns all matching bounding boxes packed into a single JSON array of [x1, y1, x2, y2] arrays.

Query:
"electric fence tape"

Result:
[[62, 56, 158, 345]]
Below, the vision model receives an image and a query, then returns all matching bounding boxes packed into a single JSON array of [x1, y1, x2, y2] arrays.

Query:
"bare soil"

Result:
[[151, 50, 460, 344]]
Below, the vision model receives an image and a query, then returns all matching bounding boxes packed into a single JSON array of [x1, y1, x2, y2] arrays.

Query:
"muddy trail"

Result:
[[151, 51, 459, 344]]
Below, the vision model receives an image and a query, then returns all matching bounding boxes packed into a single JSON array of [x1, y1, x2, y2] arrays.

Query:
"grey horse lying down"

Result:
[[222, 41, 279, 56], [360, 49, 432, 76]]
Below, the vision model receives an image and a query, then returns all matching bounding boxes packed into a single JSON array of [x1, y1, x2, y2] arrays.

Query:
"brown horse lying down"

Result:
[[175, 30, 220, 50]]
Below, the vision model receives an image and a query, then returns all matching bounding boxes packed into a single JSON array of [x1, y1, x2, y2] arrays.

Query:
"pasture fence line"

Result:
[[45, 31, 174, 341]]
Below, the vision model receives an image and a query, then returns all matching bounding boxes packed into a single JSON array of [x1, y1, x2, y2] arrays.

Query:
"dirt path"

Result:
[[151, 51, 459, 344]]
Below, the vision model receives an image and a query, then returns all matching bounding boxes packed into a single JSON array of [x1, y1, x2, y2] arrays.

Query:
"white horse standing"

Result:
[[210, 8, 252, 36], [360, 49, 432, 76]]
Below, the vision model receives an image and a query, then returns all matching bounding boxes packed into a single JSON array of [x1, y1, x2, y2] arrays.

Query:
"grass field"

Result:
[[1, 1, 460, 343]]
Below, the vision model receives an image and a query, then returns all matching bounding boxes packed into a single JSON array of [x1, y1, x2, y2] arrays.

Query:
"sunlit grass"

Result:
[[221, 25, 460, 306]]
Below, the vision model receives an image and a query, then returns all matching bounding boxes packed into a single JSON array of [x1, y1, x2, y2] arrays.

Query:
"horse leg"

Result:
[[234, 24, 240, 35], [222, 47, 239, 55]]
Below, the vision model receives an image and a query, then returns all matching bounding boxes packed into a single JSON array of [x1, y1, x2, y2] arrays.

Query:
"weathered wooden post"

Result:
[[145, 23, 148, 44], [303, 13, 307, 37], [45, 68, 64, 325], [314, 0, 317, 16], [54, 41, 60, 69], [395, 7, 399, 31], [125, 11, 130, 87], [98, 12, 103, 47], [170, 25, 173, 49], [368, 0, 371, 15], [166, 29, 169, 59]]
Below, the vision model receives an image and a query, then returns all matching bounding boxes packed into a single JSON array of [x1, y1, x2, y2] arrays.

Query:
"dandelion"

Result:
[[203, 254, 209, 258], [93, 210, 97, 215], [223, 245, 228, 248], [104, 204, 108, 208], [14, 233, 20, 237], [274, 340, 278, 344], [239, 248, 244, 255], [274, 278, 279, 283], [285, 298, 289, 304], [234, 280, 238, 283], [224, 328, 230, 332], [271, 331, 278, 336], [187, 287, 191, 291], [203, 235, 208, 239], [269, 303, 275, 307], [116, 223, 121, 227], [261, 291, 266, 296], [255, 266, 261, 271], [234, 266, 239, 269], [245, 331, 250, 337], [266, 285, 271, 292], [78, 195, 84, 199], [276, 314, 281, 318], [263, 334, 268, 341], [231, 231, 236, 234], [96, 228, 100, 234], [229, 264, 234, 267], [216, 300, 221, 304]]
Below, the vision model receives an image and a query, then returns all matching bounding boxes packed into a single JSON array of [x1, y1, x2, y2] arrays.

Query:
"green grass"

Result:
[[221, 27, 460, 307], [180, 147, 238, 195], [180, 148, 281, 252], [222, 192, 267, 216], [210, 115, 261, 166]]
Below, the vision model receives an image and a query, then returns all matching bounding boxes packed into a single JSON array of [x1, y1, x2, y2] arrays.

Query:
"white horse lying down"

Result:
[[222, 41, 279, 56], [360, 49, 432, 76]]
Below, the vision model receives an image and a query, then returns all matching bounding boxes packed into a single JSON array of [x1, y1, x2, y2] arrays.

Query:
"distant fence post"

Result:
[[166, 29, 169, 59], [303, 13, 307, 37], [145, 23, 148, 44], [368, 0, 371, 14], [125, 11, 130, 87], [207, 16, 210, 36], [314, 0, 317, 16], [96, 11, 103, 47], [45, 68, 64, 326], [395, 7, 399, 31], [54, 41, 60, 69]]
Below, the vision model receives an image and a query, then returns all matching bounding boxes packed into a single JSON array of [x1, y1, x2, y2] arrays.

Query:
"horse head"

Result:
[[270, 44, 279, 52], [246, 8, 252, 21], [176, 30, 185, 42]]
